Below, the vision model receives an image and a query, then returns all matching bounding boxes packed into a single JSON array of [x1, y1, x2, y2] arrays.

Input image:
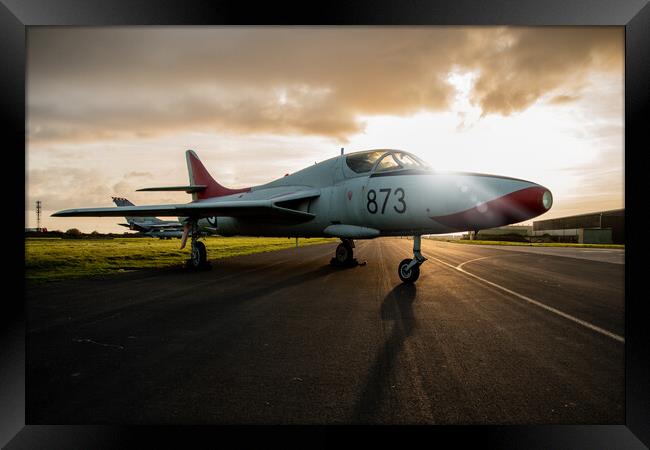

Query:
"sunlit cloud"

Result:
[[28, 27, 622, 144]]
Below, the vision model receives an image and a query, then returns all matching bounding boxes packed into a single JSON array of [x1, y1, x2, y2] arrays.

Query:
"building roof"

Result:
[[534, 208, 624, 224]]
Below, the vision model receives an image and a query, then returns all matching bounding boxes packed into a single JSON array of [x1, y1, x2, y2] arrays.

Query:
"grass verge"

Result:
[[25, 236, 336, 283]]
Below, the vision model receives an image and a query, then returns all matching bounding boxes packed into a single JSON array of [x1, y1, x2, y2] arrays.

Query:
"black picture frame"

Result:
[[4, 0, 649, 447]]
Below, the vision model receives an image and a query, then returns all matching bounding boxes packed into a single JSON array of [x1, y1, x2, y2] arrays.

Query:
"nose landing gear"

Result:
[[398, 235, 426, 283]]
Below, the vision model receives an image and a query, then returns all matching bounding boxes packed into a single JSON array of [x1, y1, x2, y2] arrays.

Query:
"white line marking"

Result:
[[422, 251, 625, 344], [456, 255, 494, 270], [73, 338, 125, 350], [456, 254, 525, 271]]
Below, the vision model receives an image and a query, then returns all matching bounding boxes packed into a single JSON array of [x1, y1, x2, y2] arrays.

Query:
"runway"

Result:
[[26, 238, 624, 424]]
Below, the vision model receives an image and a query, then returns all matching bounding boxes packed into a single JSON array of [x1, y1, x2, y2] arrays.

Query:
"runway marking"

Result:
[[419, 250, 625, 344], [456, 254, 525, 271], [73, 338, 125, 350]]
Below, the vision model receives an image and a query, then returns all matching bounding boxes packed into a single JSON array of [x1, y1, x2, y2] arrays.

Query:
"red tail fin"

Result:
[[186, 150, 250, 200]]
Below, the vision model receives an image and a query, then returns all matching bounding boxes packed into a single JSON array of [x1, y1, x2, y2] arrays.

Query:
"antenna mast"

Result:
[[36, 200, 42, 232]]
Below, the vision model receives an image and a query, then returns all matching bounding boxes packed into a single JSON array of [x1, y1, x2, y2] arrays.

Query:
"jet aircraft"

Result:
[[53, 149, 553, 283], [112, 196, 184, 239]]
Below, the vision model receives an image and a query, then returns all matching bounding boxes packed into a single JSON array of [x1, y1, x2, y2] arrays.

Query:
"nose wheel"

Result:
[[398, 235, 426, 283], [398, 258, 420, 283]]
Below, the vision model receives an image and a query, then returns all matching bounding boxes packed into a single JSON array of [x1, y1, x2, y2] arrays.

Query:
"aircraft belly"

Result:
[[236, 219, 329, 237]]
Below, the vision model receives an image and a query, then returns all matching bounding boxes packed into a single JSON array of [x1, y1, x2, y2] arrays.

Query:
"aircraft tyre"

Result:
[[335, 242, 354, 265], [398, 258, 420, 283], [191, 241, 207, 268]]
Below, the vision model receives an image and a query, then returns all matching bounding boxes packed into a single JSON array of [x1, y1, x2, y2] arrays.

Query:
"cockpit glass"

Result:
[[345, 150, 385, 173], [345, 150, 429, 174], [375, 153, 402, 172], [394, 152, 424, 169]]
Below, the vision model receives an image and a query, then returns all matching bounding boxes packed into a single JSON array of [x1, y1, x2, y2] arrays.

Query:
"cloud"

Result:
[[27, 27, 622, 144], [26, 167, 179, 211], [548, 94, 582, 105], [26, 167, 110, 211], [125, 171, 153, 178], [466, 27, 622, 115]]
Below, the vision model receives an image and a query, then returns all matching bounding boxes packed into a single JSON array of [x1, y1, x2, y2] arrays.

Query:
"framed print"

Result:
[[4, 0, 649, 447]]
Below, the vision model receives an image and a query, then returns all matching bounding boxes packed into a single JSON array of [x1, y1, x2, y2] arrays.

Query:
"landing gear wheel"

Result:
[[335, 242, 354, 265], [191, 241, 207, 268], [398, 258, 420, 283]]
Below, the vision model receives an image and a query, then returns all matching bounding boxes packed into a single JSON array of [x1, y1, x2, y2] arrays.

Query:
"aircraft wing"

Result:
[[140, 222, 183, 229], [53, 189, 320, 222]]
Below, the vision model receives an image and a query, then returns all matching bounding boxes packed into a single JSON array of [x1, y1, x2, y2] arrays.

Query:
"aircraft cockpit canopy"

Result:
[[344, 149, 429, 175]]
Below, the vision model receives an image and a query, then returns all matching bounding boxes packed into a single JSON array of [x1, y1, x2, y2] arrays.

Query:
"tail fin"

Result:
[[185, 150, 250, 201], [111, 197, 163, 224], [112, 197, 135, 207]]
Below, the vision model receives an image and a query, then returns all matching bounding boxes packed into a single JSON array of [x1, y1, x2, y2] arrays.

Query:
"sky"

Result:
[[26, 26, 624, 233]]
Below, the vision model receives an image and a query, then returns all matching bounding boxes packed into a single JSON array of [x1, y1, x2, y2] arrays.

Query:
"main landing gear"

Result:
[[181, 221, 209, 269], [191, 240, 207, 268], [398, 235, 426, 283], [331, 238, 356, 266]]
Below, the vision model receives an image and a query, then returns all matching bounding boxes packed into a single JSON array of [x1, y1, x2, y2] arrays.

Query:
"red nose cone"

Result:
[[498, 186, 552, 218], [431, 186, 552, 230]]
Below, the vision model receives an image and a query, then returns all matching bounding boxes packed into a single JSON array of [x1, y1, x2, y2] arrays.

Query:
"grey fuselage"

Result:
[[197, 151, 551, 239]]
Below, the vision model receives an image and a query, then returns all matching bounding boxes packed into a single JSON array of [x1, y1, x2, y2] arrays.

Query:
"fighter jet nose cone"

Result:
[[542, 189, 553, 210], [513, 184, 552, 216]]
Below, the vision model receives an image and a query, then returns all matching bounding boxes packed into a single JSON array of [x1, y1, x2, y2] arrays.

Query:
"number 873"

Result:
[[367, 188, 406, 214]]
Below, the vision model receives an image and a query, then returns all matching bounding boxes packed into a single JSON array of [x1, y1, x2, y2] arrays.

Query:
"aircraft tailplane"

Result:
[[185, 149, 250, 201]]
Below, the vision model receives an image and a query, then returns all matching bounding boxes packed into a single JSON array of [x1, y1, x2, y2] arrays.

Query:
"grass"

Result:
[[435, 239, 624, 249], [25, 236, 336, 283]]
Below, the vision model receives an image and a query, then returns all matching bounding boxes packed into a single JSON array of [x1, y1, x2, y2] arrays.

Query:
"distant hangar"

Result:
[[475, 209, 624, 244], [532, 209, 624, 244]]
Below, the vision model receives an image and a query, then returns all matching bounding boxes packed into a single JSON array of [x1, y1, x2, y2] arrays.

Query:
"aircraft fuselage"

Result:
[[198, 153, 552, 238]]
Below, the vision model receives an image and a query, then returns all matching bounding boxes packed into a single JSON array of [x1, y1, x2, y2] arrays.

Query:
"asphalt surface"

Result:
[[461, 243, 625, 265], [26, 238, 624, 424]]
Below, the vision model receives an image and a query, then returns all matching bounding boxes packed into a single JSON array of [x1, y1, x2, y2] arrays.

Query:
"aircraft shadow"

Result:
[[354, 283, 417, 423], [206, 263, 358, 308]]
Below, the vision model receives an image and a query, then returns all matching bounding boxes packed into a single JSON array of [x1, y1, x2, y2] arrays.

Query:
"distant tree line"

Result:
[[24, 229, 144, 239]]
